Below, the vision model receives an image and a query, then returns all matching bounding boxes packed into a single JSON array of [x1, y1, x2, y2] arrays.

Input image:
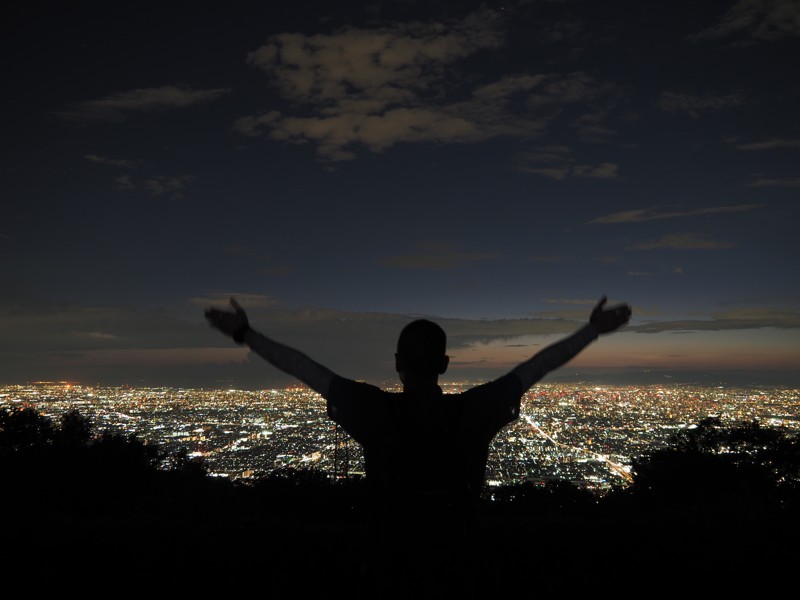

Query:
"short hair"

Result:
[[396, 319, 446, 373]]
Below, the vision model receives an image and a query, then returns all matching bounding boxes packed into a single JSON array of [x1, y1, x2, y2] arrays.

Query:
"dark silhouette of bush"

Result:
[[251, 467, 365, 524], [586, 418, 800, 596], [0, 407, 366, 594], [0, 407, 212, 514], [0, 406, 55, 454], [623, 418, 799, 510]]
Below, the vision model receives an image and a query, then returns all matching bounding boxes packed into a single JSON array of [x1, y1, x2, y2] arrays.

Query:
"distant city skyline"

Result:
[[2, 1, 798, 387]]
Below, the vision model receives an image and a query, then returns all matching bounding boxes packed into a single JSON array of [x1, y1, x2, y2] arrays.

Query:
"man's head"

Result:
[[395, 319, 449, 384]]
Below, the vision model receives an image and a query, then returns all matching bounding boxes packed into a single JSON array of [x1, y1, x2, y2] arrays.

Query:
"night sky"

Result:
[[3, 0, 799, 388]]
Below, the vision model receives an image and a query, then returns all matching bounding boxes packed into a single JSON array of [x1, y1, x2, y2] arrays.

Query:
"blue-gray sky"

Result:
[[2, 0, 799, 388]]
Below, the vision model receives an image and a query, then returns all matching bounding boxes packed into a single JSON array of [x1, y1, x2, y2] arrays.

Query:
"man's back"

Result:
[[327, 373, 525, 597], [327, 372, 524, 514]]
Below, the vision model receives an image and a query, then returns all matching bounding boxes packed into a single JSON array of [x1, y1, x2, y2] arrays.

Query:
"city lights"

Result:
[[2, 382, 796, 493]]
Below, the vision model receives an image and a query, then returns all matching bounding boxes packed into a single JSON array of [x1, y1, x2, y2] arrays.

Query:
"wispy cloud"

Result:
[[571, 110, 619, 141], [191, 293, 279, 309], [84, 154, 139, 169], [543, 298, 596, 305], [378, 241, 499, 269], [736, 138, 800, 150], [114, 175, 135, 191], [528, 298, 613, 321], [628, 233, 735, 251], [587, 204, 760, 224], [516, 146, 619, 180], [529, 298, 623, 320], [629, 307, 800, 333], [521, 166, 571, 180], [572, 163, 618, 179], [527, 308, 591, 319], [747, 177, 800, 187], [0, 300, 218, 355], [263, 265, 293, 276], [517, 145, 570, 164], [526, 255, 567, 263], [143, 175, 194, 198], [656, 91, 745, 117], [73, 331, 120, 341], [689, 0, 800, 42], [60, 86, 229, 122], [507, 70, 615, 110]]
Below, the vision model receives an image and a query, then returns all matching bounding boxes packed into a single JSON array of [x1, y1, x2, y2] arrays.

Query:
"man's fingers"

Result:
[[230, 297, 244, 315], [593, 295, 608, 314]]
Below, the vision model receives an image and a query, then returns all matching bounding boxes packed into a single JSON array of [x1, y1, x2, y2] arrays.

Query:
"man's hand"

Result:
[[205, 297, 249, 342], [590, 296, 632, 334]]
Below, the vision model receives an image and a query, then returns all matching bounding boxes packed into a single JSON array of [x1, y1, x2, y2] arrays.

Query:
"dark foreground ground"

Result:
[[6, 477, 797, 597], [2, 410, 798, 597]]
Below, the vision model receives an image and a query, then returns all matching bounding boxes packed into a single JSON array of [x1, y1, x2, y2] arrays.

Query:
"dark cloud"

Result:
[[736, 138, 800, 150], [114, 175, 135, 191], [689, 0, 800, 42], [572, 163, 618, 179], [142, 175, 194, 198], [515, 145, 619, 180], [520, 165, 571, 180], [0, 301, 209, 354], [84, 154, 139, 169], [378, 241, 499, 269], [543, 298, 595, 305], [528, 308, 592, 319], [263, 265, 293, 276], [656, 91, 745, 117], [522, 71, 614, 109], [519, 163, 618, 180], [587, 204, 760, 224], [747, 178, 800, 187], [628, 234, 735, 251], [527, 255, 567, 262], [192, 293, 279, 309], [629, 308, 800, 333], [60, 86, 230, 122]]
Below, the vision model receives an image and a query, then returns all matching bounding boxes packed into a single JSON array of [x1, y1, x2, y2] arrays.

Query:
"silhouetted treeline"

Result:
[[2, 407, 797, 596]]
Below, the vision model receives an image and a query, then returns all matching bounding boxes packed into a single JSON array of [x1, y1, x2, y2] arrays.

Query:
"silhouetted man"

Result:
[[206, 296, 631, 597]]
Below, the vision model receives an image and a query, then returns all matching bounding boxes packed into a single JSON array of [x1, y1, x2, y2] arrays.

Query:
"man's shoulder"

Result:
[[452, 373, 525, 435], [460, 372, 523, 399], [327, 376, 394, 401]]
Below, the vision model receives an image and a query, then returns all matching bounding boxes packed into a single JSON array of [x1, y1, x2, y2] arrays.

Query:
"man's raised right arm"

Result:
[[205, 298, 336, 397], [510, 296, 631, 392]]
